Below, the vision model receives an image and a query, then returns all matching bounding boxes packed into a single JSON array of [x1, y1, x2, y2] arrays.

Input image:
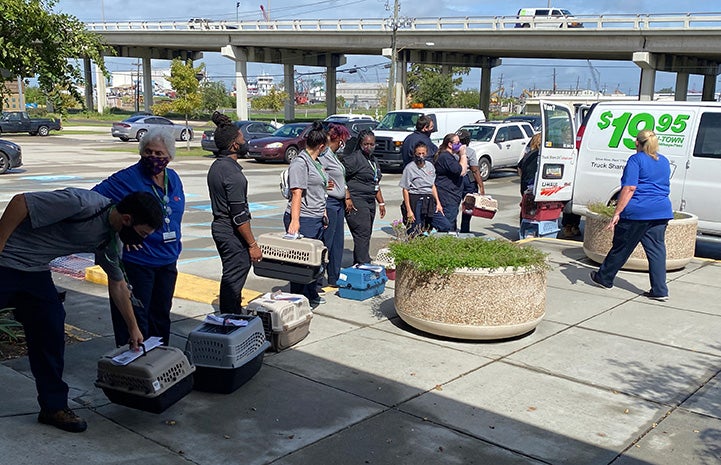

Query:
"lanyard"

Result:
[[310, 156, 328, 189], [150, 171, 171, 230], [104, 220, 144, 308], [367, 158, 378, 183]]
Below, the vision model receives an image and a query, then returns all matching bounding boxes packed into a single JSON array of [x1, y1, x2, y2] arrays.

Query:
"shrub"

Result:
[[0, 308, 23, 341], [388, 235, 548, 275]]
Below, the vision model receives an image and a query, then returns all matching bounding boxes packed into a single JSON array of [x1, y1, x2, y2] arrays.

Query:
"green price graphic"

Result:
[[597, 111, 689, 149]]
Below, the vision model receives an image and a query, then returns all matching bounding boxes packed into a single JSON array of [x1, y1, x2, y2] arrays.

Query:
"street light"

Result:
[[236, 2, 240, 24]]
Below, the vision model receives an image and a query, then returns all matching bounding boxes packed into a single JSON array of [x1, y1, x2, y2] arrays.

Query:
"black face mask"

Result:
[[414, 156, 425, 166], [119, 225, 145, 246], [236, 142, 249, 157]]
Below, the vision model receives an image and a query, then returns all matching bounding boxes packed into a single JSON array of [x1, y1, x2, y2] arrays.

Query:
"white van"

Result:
[[372, 108, 486, 170], [570, 101, 721, 237], [515, 8, 583, 29]]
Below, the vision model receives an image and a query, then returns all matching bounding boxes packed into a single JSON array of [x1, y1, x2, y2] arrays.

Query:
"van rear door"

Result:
[[685, 110, 721, 234], [536, 101, 576, 202]]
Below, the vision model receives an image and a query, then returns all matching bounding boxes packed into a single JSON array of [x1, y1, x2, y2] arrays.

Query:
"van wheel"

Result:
[[478, 157, 491, 181]]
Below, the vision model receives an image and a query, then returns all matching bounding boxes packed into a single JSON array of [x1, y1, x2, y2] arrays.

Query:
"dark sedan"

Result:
[[201, 120, 277, 156], [248, 122, 312, 163], [0, 138, 22, 174]]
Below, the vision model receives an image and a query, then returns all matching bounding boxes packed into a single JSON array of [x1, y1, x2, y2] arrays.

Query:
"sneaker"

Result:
[[38, 408, 87, 433], [589, 271, 613, 289], [642, 291, 669, 302], [310, 297, 327, 308]]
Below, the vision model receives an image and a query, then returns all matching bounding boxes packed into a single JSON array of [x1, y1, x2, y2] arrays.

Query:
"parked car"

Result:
[[0, 138, 22, 174], [201, 120, 277, 156], [323, 114, 379, 137], [504, 115, 542, 133], [458, 121, 535, 180], [247, 122, 312, 163], [0, 111, 61, 136], [514, 7, 583, 28], [111, 116, 194, 142]]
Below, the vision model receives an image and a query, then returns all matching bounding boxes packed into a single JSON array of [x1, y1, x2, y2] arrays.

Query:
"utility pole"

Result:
[[387, 0, 399, 112], [236, 2, 240, 24], [134, 59, 141, 113]]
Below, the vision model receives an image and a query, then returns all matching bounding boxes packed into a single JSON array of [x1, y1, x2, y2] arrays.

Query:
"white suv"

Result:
[[459, 121, 535, 180], [514, 8, 583, 29]]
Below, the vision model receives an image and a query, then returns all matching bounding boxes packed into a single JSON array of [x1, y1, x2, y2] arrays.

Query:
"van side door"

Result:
[[537, 101, 576, 202], [686, 110, 721, 234]]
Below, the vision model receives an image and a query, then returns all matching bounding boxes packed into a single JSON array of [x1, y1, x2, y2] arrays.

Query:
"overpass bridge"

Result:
[[84, 13, 721, 119]]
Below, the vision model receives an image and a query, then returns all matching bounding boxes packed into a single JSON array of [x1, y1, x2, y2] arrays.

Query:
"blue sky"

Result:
[[55, 0, 721, 96]]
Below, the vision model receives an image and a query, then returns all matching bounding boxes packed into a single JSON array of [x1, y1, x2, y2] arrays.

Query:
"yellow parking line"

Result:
[[84, 265, 262, 305]]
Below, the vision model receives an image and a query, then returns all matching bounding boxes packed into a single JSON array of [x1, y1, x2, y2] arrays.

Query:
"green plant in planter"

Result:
[[388, 235, 548, 275], [0, 308, 23, 341], [587, 201, 685, 220]]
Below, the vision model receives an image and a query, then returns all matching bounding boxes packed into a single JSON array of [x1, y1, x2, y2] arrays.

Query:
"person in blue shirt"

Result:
[[93, 127, 185, 346], [432, 133, 468, 232], [589, 130, 673, 301]]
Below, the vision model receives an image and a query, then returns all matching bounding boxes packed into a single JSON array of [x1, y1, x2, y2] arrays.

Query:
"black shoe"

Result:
[[38, 408, 87, 433], [642, 291, 669, 302], [589, 271, 613, 289]]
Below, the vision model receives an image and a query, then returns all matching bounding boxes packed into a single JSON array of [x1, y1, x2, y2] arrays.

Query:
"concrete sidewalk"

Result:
[[2, 239, 721, 465]]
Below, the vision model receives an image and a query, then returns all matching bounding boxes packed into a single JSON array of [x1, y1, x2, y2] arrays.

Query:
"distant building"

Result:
[[337, 82, 384, 109], [110, 69, 172, 96], [2, 78, 25, 111]]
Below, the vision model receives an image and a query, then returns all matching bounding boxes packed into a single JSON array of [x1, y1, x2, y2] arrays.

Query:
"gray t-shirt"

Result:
[[0, 188, 123, 281], [318, 147, 347, 200], [466, 146, 479, 168], [285, 150, 327, 218], [399, 161, 436, 194]]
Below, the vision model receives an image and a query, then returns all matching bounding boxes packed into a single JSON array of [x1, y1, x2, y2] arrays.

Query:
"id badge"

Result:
[[163, 231, 177, 243], [374, 183, 380, 192]]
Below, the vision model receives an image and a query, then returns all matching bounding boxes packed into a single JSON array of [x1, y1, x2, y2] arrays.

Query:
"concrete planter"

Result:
[[582, 211, 698, 271], [394, 262, 547, 340]]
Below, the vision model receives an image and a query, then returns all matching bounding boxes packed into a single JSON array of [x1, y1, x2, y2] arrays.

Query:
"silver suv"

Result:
[[459, 121, 535, 180]]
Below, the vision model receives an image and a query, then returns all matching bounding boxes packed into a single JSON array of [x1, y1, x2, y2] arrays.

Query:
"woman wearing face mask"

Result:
[[207, 112, 263, 314], [318, 123, 351, 287], [92, 127, 185, 347], [432, 133, 468, 232], [342, 129, 386, 265], [399, 141, 443, 236]]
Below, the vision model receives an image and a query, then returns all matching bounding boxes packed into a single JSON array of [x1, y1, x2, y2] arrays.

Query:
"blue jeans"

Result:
[[596, 219, 669, 296], [323, 197, 345, 285], [109, 261, 178, 347], [284, 213, 324, 301], [0, 267, 68, 411]]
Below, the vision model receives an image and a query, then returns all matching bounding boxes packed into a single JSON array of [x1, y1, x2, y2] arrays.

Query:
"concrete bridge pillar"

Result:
[[142, 55, 153, 111], [326, 66, 337, 115], [83, 58, 94, 112], [674, 73, 689, 101], [95, 63, 107, 113], [221, 45, 248, 120], [479, 57, 501, 117], [633, 52, 657, 101], [284, 64, 295, 121], [702, 74, 717, 101]]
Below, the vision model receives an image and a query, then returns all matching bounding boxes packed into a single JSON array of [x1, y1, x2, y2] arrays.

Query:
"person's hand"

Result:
[[379, 204, 386, 218], [345, 198, 356, 213], [606, 214, 620, 231], [128, 326, 144, 351], [406, 212, 415, 223], [124, 244, 143, 252], [436, 203, 444, 214], [249, 243, 262, 262], [288, 218, 300, 235], [327, 179, 335, 191]]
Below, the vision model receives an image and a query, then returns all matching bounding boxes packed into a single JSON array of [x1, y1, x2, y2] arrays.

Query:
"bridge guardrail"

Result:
[[85, 13, 721, 32]]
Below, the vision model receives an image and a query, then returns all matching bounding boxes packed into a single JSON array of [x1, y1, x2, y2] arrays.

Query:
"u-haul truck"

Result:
[[566, 101, 721, 237], [532, 101, 578, 203]]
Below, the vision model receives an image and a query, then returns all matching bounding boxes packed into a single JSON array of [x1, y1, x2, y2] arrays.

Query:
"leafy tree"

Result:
[[0, 0, 108, 113], [250, 87, 288, 112], [454, 89, 481, 109], [24, 85, 46, 106], [200, 80, 233, 113], [406, 64, 469, 108], [167, 58, 203, 149]]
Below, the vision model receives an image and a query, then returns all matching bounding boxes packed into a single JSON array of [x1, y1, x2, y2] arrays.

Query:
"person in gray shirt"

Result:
[[284, 121, 329, 307], [399, 141, 443, 235], [0, 188, 162, 433]]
